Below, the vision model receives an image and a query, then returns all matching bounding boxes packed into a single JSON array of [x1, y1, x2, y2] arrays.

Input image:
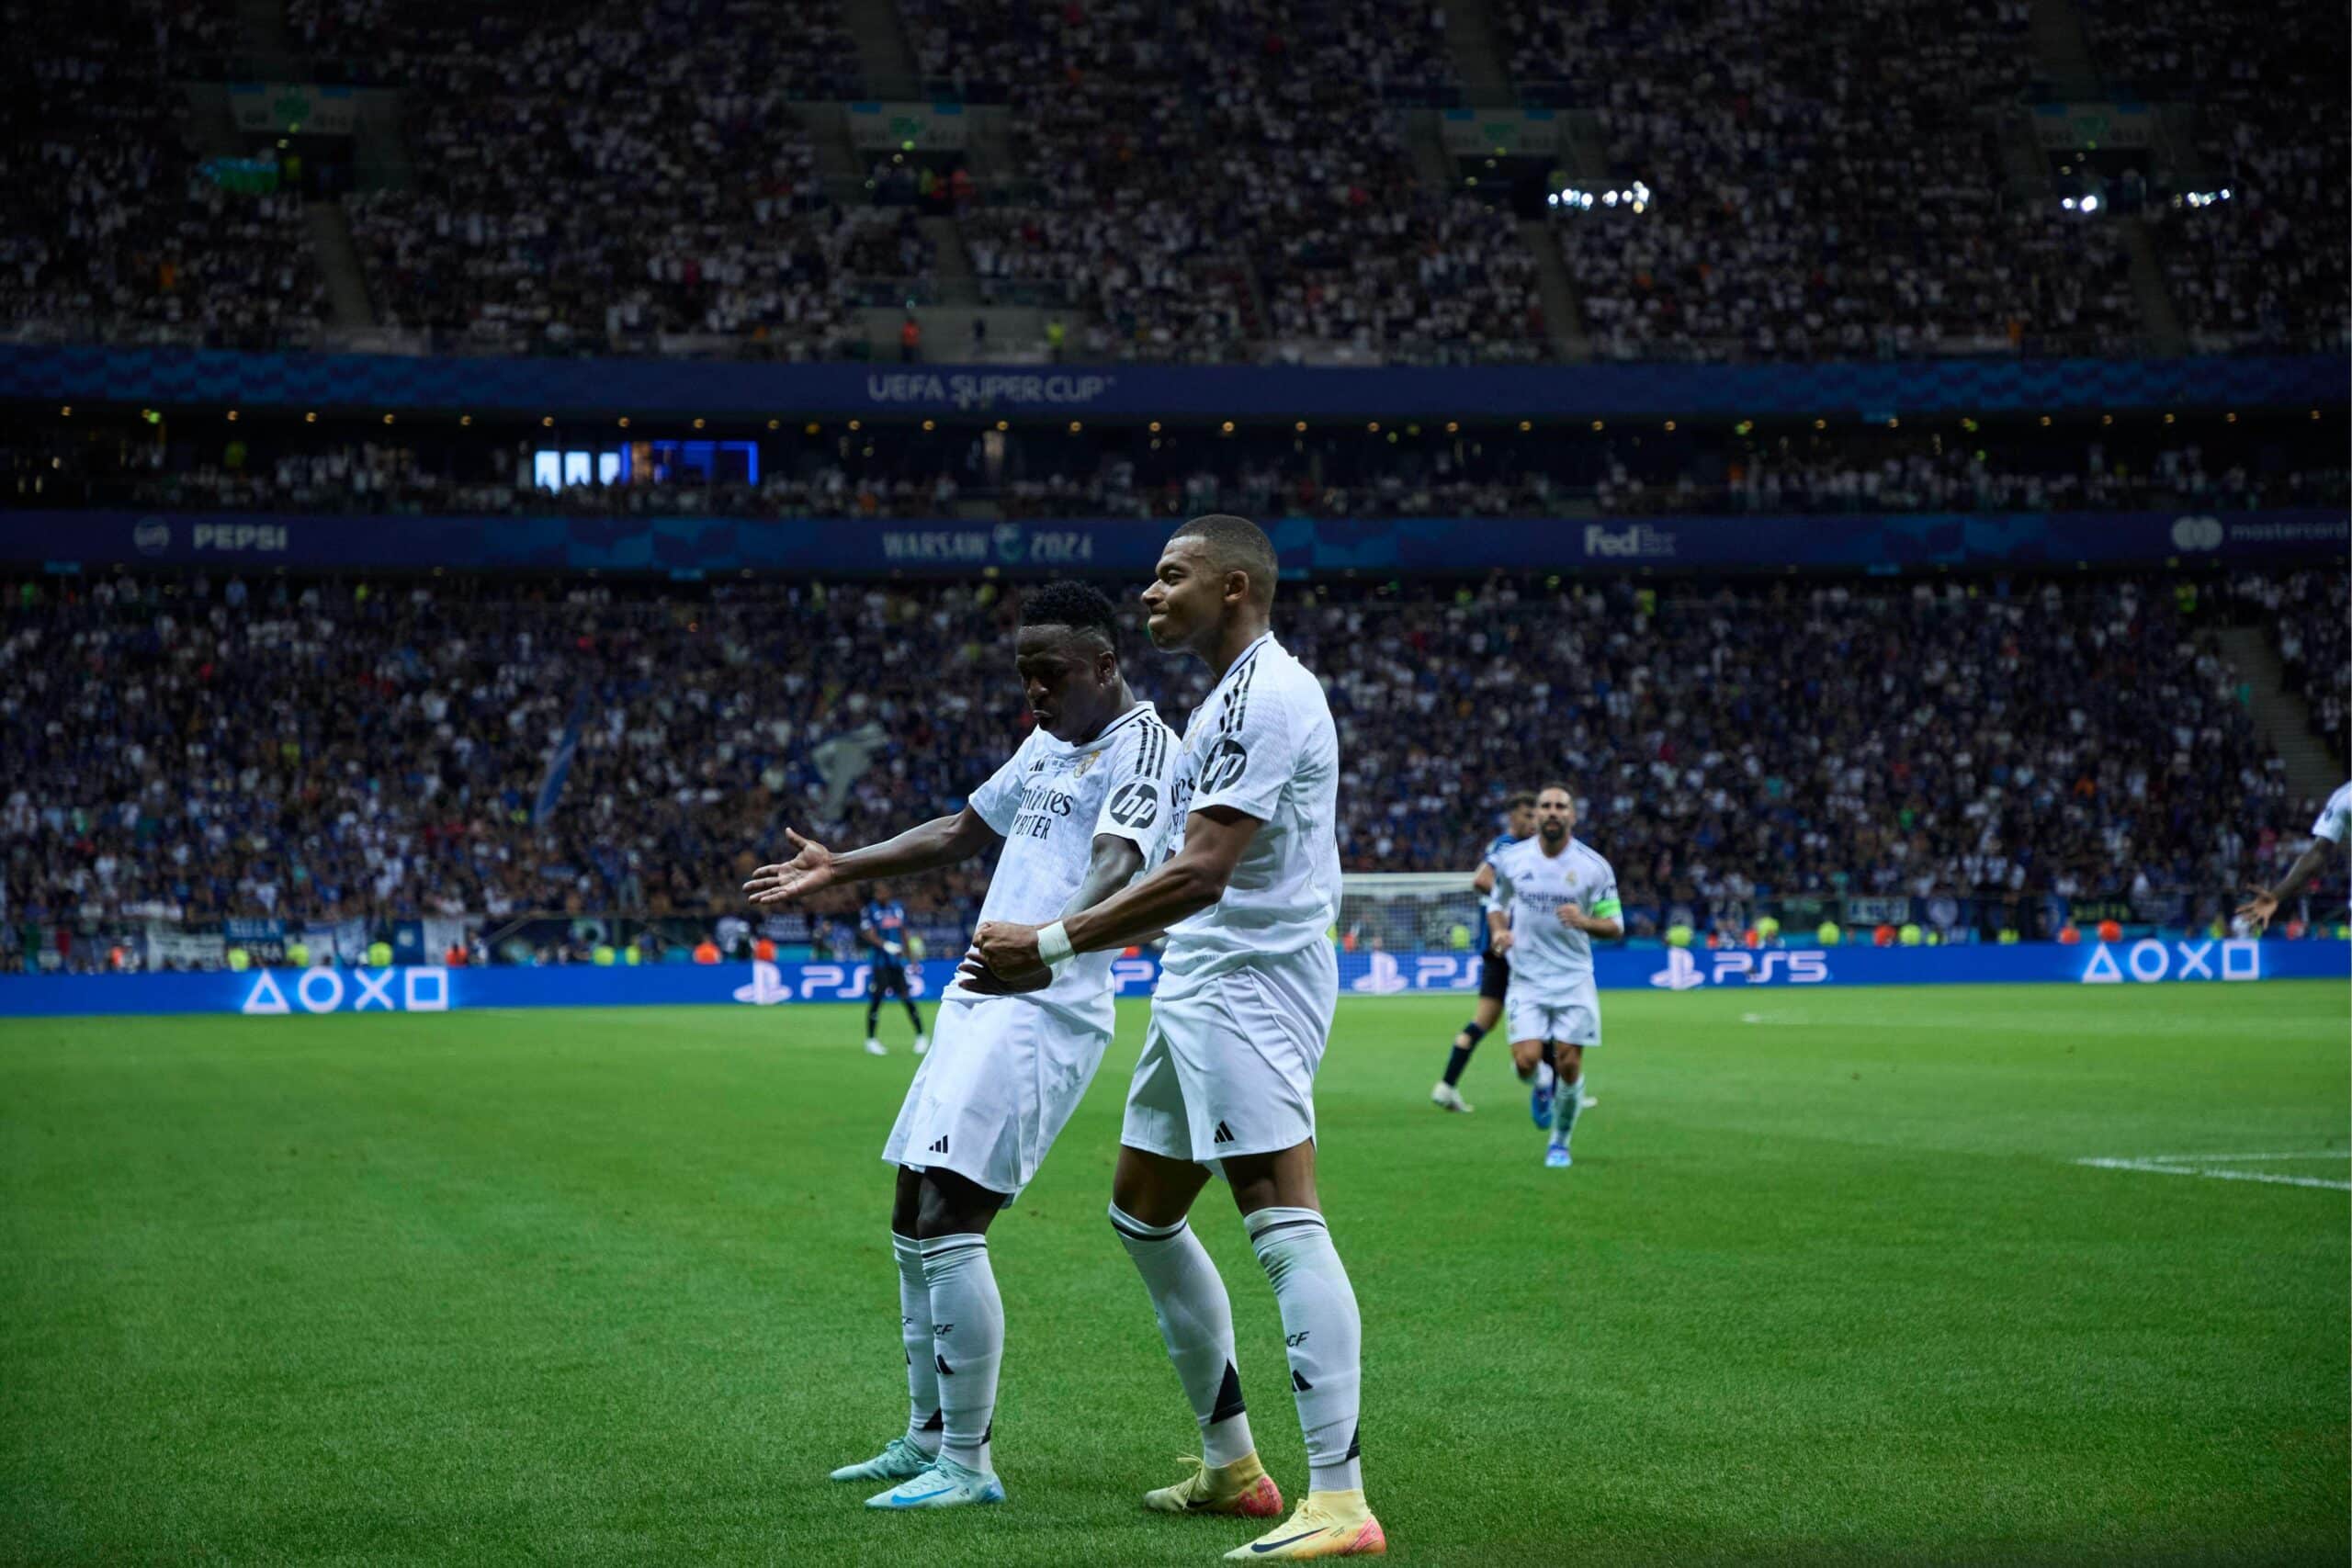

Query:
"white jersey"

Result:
[[1161, 632, 1341, 981], [1489, 835, 1621, 994], [961, 700, 1178, 1030], [2312, 783, 2352, 844]]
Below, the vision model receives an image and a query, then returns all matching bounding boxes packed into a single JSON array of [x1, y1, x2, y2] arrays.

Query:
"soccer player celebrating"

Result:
[[858, 883, 928, 1055], [972, 515, 1385, 1562], [744, 581, 1179, 1511], [1487, 785, 1623, 1169], [2235, 782, 2352, 931], [1430, 788, 1537, 1113]]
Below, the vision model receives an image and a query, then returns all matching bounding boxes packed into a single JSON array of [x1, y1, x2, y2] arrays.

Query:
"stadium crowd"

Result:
[[2, 1, 327, 348], [2081, 0, 2351, 352], [1510, 0, 2145, 359], [3, 568, 2339, 971]]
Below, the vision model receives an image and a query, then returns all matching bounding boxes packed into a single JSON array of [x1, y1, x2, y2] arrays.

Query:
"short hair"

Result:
[[1504, 790, 1538, 810], [1169, 513, 1277, 606], [1019, 580, 1121, 651], [1538, 783, 1576, 804]]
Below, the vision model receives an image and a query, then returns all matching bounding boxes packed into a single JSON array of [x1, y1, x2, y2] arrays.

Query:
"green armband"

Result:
[[1589, 898, 1622, 920]]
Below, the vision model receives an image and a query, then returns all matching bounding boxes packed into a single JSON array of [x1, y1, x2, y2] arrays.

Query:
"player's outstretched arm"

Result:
[[2237, 838, 2335, 931], [743, 806, 999, 906], [971, 806, 1260, 978], [956, 833, 1147, 996]]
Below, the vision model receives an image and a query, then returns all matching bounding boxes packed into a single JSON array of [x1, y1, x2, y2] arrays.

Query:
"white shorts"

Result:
[[1507, 977, 1602, 1048], [881, 995, 1111, 1199], [1121, 942, 1336, 1168]]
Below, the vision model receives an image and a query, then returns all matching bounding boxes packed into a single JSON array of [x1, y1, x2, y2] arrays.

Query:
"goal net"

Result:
[[1337, 872, 1485, 959]]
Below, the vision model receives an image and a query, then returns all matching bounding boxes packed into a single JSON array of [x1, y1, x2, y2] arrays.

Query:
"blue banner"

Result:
[[3, 344, 2343, 421], [0, 942, 2340, 1018], [6, 509, 2343, 577]]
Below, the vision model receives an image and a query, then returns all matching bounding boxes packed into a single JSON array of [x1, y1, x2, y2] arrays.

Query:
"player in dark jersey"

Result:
[[861, 884, 929, 1055], [1430, 790, 1535, 1112]]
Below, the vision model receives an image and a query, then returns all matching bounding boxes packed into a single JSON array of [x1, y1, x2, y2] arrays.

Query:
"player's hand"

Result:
[[1556, 902, 1585, 930], [743, 829, 835, 905], [883, 942, 904, 957], [971, 919, 1050, 985], [2233, 887, 2279, 933], [956, 947, 1051, 995], [1489, 930, 1514, 955]]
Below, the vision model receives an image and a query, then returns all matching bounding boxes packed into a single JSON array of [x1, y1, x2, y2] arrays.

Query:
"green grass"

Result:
[[1, 983, 2345, 1567]]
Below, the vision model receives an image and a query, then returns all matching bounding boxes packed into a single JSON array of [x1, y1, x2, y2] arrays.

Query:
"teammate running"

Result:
[[745, 581, 1178, 1512], [973, 514, 1385, 1562], [1487, 785, 1623, 1169]]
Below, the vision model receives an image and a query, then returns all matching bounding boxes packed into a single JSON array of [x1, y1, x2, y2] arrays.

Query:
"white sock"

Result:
[[1534, 1059, 1557, 1092], [1111, 1204, 1255, 1468], [1247, 1206, 1363, 1495], [1555, 1073, 1585, 1143], [892, 1234, 943, 1454], [921, 1234, 1002, 1473]]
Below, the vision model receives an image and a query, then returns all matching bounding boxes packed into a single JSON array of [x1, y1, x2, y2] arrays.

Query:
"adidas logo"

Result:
[[1213, 1121, 1235, 1145], [928, 1134, 949, 1155]]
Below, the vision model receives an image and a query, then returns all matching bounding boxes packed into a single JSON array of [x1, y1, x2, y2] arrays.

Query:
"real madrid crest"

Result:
[[1071, 750, 1100, 777]]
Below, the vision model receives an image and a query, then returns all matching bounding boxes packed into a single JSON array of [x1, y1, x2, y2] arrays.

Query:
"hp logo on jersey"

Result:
[[1106, 781, 1159, 829], [1197, 737, 1249, 794]]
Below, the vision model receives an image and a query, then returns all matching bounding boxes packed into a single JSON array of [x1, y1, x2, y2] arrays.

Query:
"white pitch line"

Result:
[[2133, 1152, 2350, 1163], [2074, 1157, 2351, 1191]]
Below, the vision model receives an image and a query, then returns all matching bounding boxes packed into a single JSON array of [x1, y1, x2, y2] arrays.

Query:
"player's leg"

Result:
[[864, 971, 887, 1055], [1431, 954, 1508, 1112], [1544, 1042, 1587, 1168], [1206, 949, 1383, 1560], [893, 968, 929, 1054], [1116, 1011, 1281, 1518], [829, 1166, 942, 1483], [1222, 1142, 1385, 1559], [865, 1168, 1009, 1508], [1506, 991, 1557, 1127]]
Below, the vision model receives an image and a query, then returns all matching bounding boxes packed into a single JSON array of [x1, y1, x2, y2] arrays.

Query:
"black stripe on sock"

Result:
[[1109, 1211, 1184, 1243], [1246, 1216, 1328, 1245], [1344, 1424, 1361, 1461], [1210, 1359, 1247, 1423], [919, 1241, 989, 1264]]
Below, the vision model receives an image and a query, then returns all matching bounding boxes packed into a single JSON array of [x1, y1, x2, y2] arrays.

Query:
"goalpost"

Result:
[[1337, 873, 1486, 960]]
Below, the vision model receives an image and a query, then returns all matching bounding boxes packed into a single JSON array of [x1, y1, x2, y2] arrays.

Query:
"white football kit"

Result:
[[882, 701, 1178, 1197], [1121, 633, 1343, 1167], [2312, 783, 2352, 845], [1489, 834, 1621, 1047]]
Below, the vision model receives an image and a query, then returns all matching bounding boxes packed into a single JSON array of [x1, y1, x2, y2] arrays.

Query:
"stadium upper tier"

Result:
[[2, 0, 2343, 364], [0, 569, 2340, 950]]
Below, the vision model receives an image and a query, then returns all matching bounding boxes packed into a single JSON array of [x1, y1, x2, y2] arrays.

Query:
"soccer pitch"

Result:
[[2, 984, 2344, 1566]]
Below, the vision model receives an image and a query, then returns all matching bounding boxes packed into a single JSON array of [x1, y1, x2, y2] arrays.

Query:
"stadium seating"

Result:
[[3, 569, 2333, 969]]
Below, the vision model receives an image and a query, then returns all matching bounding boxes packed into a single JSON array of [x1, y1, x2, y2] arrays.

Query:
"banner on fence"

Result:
[[7, 508, 2343, 578], [0, 942, 2341, 1018]]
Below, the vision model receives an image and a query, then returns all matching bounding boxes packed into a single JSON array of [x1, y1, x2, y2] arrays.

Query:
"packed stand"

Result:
[[2078, 0, 2349, 351], [2236, 569, 2349, 763], [0, 1, 327, 349], [908, 0, 1539, 361], [3, 569, 2330, 968], [1507, 0, 2143, 360], [338, 0, 891, 354]]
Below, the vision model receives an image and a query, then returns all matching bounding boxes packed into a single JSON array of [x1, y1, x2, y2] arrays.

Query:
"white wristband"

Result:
[[1036, 920, 1075, 969]]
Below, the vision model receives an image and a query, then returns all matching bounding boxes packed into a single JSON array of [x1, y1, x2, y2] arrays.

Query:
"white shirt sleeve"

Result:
[[2312, 786, 2352, 843], [1091, 721, 1175, 853], [967, 739, 1031, 836], [1189, 669, 1295, 823]]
